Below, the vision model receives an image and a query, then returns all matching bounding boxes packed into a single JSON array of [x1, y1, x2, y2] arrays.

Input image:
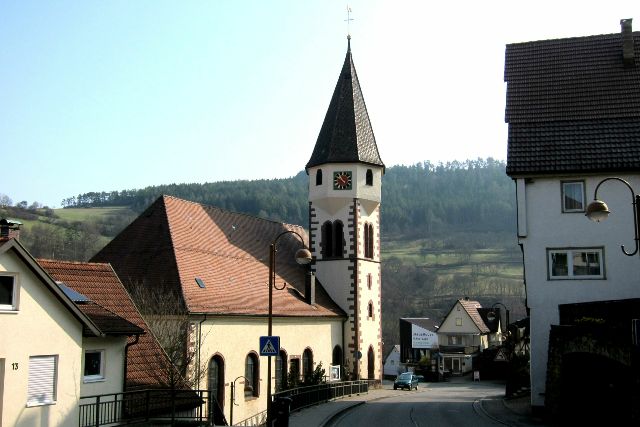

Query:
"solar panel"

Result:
[[57, 282, 91, 302]]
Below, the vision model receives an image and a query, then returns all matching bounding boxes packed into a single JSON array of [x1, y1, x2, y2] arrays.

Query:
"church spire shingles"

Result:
[[306, 37, 384, 170]]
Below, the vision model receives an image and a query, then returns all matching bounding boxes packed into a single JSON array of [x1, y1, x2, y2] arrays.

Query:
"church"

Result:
[[92, 36, 384, 423]]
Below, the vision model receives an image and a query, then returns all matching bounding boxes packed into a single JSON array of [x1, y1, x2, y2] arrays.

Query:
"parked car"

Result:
[[394, 372, 419, 390]]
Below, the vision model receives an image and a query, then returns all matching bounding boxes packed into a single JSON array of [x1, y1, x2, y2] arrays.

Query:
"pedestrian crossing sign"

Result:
[[259, 336, 280, 356]]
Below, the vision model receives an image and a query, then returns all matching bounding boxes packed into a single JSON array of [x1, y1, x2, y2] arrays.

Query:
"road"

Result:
[[327, 379, 505, 427]]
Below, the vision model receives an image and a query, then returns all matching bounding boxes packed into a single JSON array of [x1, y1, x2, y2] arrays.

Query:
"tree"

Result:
[[127, 281, 208, 391], [0, 194, 12, 207]]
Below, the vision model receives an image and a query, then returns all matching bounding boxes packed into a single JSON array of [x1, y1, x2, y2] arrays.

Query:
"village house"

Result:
[[436, 298, 502, 376], [0, 225, 146, 427], [505, 19, 640, 421]]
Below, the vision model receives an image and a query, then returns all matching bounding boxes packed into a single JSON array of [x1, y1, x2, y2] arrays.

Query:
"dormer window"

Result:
[[316, 169, 323, 186], [366, 169, 373, 186]]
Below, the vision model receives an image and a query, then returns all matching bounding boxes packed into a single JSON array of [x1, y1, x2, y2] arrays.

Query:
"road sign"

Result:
[[259, 336, 280, 356]]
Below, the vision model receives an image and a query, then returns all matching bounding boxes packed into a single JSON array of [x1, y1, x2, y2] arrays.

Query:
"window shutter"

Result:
[[28, 356, 57, 405]]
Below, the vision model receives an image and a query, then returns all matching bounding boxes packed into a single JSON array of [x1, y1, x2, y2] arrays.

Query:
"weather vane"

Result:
[[345, 5, 354, 37]]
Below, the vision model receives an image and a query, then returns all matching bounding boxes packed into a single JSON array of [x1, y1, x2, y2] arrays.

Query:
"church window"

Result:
[[302, 348, 314, 380], [366, 169, 373, 186], [364, 224, 374, 258], [322, 221, 344, 258], [333, 221, 344, 258], [208, 355, 225, 408], [316, 169, 323, 186], [332, 345, 343, 367], [275, 349, 287, 392], [367, 301, 374, 319], [322, 221, 334, 258], [245, 353, 259, 397], [367, 273, 372, 289]]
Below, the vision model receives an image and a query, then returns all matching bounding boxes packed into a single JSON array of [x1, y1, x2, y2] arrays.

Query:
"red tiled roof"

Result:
[[37, 259, 173, 390], [458, 299, 490, 334], [92, 195, 345, 318]]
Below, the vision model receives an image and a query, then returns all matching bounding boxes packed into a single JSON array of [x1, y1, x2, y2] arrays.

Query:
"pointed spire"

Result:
[[306, 38, 384, 171]]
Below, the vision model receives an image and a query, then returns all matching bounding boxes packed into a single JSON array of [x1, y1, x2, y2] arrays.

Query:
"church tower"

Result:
[[306, 36, 384, 380]]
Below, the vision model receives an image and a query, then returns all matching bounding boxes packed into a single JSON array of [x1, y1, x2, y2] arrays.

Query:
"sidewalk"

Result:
[[289, 380, 548, 427]]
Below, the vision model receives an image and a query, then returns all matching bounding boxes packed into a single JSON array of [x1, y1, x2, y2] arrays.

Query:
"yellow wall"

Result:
[[81, 336, 127, 397], [0, 249, 83, 427], [194, 315, 343, 424]]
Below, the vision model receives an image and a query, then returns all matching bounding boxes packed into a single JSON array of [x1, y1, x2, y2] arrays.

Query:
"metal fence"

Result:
[[272, 380, 368, 413], [78, 388, 226, 426]]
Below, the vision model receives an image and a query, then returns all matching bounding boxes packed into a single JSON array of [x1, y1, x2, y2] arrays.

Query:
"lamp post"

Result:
[[585, 177, 640, 256], [229, 375, 252, 426], [266, 230, 312, 427]]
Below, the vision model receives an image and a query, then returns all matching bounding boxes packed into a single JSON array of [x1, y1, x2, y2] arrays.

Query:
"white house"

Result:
[[0, 230, 142, 427], [383, 345, 401, 378], [505, 19, 640, 417]]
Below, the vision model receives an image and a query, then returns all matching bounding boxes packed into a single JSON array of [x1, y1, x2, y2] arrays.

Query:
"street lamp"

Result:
[[229, 375, 253, 426], [486, 302, 510, 334], [266, 230, 312, 427], [585, 177, 640, 256]]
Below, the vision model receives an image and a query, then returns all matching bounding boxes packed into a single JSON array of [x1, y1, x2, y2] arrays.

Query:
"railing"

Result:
[[272, 380, 368, 413], [233, 409, 267, 426], [78, 388, 226, 426]]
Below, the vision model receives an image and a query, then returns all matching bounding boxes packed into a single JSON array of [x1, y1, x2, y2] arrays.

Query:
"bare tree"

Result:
[[127, 281, 209, 391]]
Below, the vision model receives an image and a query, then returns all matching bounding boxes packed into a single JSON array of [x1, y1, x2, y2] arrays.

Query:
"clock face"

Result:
[[333, 171, 352, 190]]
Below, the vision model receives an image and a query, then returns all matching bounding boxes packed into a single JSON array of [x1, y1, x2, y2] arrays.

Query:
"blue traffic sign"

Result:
[[259, 336, 280, 356]]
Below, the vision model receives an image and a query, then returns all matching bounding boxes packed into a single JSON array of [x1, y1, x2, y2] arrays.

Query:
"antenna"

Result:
[[345, 5, 354, 36]]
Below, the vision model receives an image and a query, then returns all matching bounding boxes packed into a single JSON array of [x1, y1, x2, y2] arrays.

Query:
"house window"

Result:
[[316, 169, 323, 186], [562, 181, 585, 212], [27, 355, 57, 406], [0, 274, 18, 311], [83, 350, 105, 382], [548, 248, 604, 279], [448, 336, 460, 345], [455, 318, 462, 326], [366, 169, 373, 186], [244, 353, 259, 397]]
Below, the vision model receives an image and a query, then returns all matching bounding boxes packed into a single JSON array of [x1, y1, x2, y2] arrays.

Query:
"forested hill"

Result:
[[61, 158, 515, 236]]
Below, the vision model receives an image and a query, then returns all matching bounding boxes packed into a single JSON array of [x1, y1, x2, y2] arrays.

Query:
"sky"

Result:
[[1, 0, 638, 208]]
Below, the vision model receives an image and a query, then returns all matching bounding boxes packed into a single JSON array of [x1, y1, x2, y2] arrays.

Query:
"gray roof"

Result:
[[505, 22, 640, 176], [306, 37, 384, 171]]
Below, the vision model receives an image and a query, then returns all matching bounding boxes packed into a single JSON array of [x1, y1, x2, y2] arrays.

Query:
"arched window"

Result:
[[302, 348, 314, 380], [332, 345, 343, 367], [368, 301, 374, 319], [367, 346, 375, 379], [334, 221, 344, 258], [275, 349, 288, 392], [208, 355, 225, 409], [366, 169, 373, 186], [322, 221, 333, 258], [364, 223, 374, 258], [245, 353, 259, 397], [316, 169, 323, 186]]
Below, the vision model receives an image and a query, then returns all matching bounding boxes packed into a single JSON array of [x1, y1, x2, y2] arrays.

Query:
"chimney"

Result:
[[0, 219, 22, 240], [305, 271, 316, 305], [621, 18, 635, 67]]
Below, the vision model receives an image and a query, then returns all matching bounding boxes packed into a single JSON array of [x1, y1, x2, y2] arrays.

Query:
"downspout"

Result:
[[197, 314, 208, 389], [353, 198, 359, 380], [124, 334, 140, 392], [518, 243, 529, 316]]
